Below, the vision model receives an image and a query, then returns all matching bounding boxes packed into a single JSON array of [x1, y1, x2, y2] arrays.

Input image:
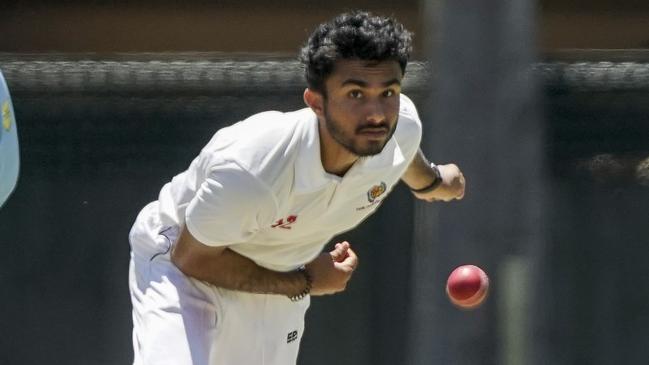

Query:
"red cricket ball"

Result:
[[446, 265, 489, 309]]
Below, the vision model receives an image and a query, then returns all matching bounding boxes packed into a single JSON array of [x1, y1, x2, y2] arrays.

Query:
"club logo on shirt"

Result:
[[2, 101, 11, 131], [271, 215, 298, 229], [357, 182, 388, 211], [367, 182, 387, 203]]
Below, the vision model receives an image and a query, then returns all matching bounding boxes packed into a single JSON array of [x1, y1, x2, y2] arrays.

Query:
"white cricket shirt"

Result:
[[156, 94, 422, 271]]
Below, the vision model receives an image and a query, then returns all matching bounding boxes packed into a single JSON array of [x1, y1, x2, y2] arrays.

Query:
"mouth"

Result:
[[357, 127, 389, 139]]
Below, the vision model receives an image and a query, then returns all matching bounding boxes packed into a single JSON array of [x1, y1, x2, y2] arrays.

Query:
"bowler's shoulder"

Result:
[[398, 93, 421, 125], [206, 107, 313, 177], [237, 109, 303, 137], [207, 108, 310, 151], [238, 108, 313, 153], [393, 93, 422, 155]]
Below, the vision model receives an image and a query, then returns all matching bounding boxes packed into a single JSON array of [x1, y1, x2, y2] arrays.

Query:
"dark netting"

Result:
[[538, 61, 649, 92], [0, 53, 430, 96], [1, 52, 647, 184], [2, 53, 649, 95]]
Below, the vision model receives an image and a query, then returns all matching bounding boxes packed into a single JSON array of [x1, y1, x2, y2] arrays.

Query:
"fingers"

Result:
[[455, 173, 466, 200], [438, 164, 466, 201], [336, 241, 350, 251], [342, 247, 358, 270], [308, 243, 359, 296], [330, 242, 358, 273], [330, 241, 350, 262], [334, 247, 358, 274]]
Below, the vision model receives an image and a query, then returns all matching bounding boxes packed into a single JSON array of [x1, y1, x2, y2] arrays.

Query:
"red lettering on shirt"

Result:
[[271, 215, 298, 229]]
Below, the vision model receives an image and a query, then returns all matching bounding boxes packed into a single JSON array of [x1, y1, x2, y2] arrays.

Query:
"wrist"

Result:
[[410, 164, 443, 194], [288, 267, 312, 301]]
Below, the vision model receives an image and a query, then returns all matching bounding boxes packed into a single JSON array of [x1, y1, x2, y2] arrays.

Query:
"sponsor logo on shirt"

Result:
[[271, 215, 298, 229], [287, 330, 299, 343]]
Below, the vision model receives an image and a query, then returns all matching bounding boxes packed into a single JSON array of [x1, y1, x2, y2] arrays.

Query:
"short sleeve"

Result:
[[185, 162, 277, 246]]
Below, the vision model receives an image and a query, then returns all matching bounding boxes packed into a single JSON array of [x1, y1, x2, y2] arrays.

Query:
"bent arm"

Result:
[[401, 148, 466, 202], [176, 163, 359, 297], [171, 226, 307, 297], [401, 148, 439, 190]]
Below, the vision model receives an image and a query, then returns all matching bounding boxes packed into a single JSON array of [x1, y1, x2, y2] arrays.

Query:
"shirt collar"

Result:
[[293, 109, 405, 193], [354, 132, 405, 172]]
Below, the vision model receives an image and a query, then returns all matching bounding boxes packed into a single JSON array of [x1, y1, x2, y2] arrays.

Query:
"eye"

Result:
[[348, 90, 363, 99], [383, 89, 397, 97]]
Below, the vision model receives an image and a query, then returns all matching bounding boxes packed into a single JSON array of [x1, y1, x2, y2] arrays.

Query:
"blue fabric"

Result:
[[0, 70, 19, 208]]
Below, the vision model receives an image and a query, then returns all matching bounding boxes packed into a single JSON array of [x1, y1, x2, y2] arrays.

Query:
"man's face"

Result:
[[321, 59, 403, 157]]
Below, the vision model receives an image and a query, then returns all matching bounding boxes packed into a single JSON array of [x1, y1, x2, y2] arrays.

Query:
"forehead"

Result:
[[327, 59, 403, 85]]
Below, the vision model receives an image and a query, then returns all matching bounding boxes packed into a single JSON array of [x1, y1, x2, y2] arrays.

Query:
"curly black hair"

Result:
[[299, 11, 413, 94]]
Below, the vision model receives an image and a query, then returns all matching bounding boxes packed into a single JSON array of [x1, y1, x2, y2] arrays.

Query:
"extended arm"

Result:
[[401, 148, 466, 202], [171, 226, 358, 297]]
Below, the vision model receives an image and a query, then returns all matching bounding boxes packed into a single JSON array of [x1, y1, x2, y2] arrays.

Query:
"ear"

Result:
[[303, 88, 325, 118]]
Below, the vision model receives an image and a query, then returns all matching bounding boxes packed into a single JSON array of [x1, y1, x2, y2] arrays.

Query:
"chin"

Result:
[[353, 142, 386, 157]]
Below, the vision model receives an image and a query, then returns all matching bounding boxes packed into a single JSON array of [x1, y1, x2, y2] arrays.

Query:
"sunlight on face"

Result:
[[322, 60, 403, 157]]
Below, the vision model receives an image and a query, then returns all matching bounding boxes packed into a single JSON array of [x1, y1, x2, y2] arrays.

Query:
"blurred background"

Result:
[[1, 0, 648, 364]]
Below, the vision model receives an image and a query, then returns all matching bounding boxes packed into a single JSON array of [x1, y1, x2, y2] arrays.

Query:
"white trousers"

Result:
[[128, 202, 310, 365]]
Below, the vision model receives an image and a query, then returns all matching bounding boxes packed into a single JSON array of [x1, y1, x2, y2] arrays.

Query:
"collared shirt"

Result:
[[157, 94, 422, 271]]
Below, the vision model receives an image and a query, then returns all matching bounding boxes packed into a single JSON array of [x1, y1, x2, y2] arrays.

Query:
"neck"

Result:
[[318, 122, 358, 177]]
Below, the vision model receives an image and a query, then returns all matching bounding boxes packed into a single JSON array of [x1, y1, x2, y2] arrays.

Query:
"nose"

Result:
[[365, 101, 386, 125]]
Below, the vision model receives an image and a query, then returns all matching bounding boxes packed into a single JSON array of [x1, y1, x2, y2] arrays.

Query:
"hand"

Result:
[[413, 163, 466, 202], [305, 241, 358, 296]]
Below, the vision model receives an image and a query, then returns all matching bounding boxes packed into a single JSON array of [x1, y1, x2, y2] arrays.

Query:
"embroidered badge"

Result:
[[367, 182, 387, 203]]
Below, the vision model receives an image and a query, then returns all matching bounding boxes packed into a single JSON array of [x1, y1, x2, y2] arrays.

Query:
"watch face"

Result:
[[0, 71, 19, 208]]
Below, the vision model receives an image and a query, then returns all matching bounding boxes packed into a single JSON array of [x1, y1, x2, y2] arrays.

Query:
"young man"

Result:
[[128, 11, 465, 365]]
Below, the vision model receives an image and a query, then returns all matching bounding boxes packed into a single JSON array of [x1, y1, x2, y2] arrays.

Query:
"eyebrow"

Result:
[[340, 78, 401, 88]]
